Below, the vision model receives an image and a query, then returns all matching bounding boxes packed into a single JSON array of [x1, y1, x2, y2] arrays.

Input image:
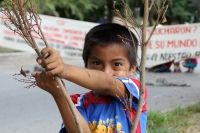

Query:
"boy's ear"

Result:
[[130, 65, 136, 76]]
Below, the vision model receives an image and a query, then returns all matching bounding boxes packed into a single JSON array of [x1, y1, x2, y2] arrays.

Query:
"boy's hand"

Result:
[[37, 46, 66, 78], [31, 70, 63, 98]]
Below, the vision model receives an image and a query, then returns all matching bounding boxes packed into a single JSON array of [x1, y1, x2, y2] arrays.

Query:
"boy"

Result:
[[31, 23, 147, 133], [173, 61, 181, 73], [182, 58, 198, 73]]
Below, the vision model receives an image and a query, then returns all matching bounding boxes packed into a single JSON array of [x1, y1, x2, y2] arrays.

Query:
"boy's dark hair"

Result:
[[82, 23, 139, 69]]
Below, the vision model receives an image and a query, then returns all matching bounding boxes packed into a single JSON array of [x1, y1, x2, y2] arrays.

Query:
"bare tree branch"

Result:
[[0, 1, 83, 133], [113, 0, 168, 132]]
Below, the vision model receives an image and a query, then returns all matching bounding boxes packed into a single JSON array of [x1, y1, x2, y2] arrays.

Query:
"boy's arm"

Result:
[[63, 64, 128, 98], [40, 47, 129, 98], [54, 96, 90, 133], [32, 71, 90, 133]]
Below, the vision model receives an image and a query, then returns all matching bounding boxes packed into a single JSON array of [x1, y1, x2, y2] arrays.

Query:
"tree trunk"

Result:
[[149, 10, 154, 26], [130, 0, 149, 132], [106, 0, 113, 23]]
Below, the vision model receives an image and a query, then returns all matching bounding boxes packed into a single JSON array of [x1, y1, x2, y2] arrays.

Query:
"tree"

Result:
[[36, 0, 144, 23], [190, 0, 200, 9], [1, 0, 199, 24], [190, 0, 200, 22], [113, 0, 168, 132], [165, 0, 199, 24], [32, 0, 97, 21], [55, 0, 97, 20]]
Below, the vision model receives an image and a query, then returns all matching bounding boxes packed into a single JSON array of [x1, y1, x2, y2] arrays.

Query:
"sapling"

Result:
[[113, 0, 168, 132], [0, 0, 83, 132]]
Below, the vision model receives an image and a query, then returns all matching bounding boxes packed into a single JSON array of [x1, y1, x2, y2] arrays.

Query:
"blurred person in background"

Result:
[[182, 58, 198, 73]]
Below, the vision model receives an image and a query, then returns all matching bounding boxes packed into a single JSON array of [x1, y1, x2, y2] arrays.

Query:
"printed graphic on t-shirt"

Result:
[[88, 116, 125, 133]]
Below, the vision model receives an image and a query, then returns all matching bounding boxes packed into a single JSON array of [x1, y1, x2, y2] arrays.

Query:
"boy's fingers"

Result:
[[37, 59, 42, 65], [40, 47, 61, 66], [31, 72, 41, 87], [43, 53, 60, 66], [36, 58, 46, 68], [41, 46, 50, 56], [41, 70, 47, 84], [36, 57, 46, 68], [45, 59, 63, 71], [46, 65, 65, 78], [41, 46, 56, 58], [31, 72, 36, 77], [36, 57, 42, 65], [44, 53, 50, 59]]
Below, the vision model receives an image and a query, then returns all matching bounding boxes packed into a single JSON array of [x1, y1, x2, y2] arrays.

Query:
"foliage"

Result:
[[147, 101, 200, 133], [0, 0, 199, 24], [84, 0, 106, 22], [148, 128, 181, 133], [35, 0, 97, 21], [56, 0, 97, 20], [128, 0, 200, 25], [0, 47, 20, 53], [36, 0, 60, 16], [165, 0, 200, 24]]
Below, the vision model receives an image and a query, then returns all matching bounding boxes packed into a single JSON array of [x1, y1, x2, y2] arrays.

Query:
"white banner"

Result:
[[0, 13, 97, 58], [0, 13, 199, 67], [146, 23, 200, 68]]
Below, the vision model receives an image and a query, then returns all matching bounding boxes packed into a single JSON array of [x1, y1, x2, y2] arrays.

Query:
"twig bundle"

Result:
[[0, 0, 83, 133], [0, 0, 47, 56]]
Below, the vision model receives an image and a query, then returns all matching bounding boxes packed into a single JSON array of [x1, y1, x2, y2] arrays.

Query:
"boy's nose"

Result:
[[103, 67, 113, 76]]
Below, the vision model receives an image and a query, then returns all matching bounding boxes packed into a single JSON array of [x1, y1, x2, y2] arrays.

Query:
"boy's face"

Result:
[[87, 44, 136, 77]]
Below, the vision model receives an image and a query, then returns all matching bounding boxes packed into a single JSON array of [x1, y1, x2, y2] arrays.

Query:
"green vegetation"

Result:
[[0, 47, 20, 53], [147, 101, 200, 133], [40, 0, 200, 24], [166, 0, 200, 24], [1, 0, 199, 25]]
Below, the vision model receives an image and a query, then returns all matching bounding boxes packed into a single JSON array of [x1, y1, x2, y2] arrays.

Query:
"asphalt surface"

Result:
[[0, 52, 199, 133]]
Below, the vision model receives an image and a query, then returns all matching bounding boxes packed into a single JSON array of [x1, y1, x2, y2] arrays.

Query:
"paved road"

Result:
[[146, 72, 200, 112], [0, 53, 199, 133], [0, 53, 88, 133]]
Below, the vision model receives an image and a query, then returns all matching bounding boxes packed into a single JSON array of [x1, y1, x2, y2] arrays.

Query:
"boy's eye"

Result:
[[92, 61, 100, 65], [114, 62, 122, 66]]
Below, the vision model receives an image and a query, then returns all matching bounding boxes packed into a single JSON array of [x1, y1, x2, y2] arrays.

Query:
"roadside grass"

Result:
[[0, 47, 20, 53], [147, 101, 200, 133]]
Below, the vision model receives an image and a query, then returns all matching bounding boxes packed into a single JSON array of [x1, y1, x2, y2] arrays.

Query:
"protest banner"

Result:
[[0, 13, 97, 58], [146, 23, 200, 68], [0, 13, 199, 67]]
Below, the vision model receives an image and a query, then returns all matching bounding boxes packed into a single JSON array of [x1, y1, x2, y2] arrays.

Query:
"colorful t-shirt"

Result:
[[192, 58, 198, 64], [59, 77, 148, 133]]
